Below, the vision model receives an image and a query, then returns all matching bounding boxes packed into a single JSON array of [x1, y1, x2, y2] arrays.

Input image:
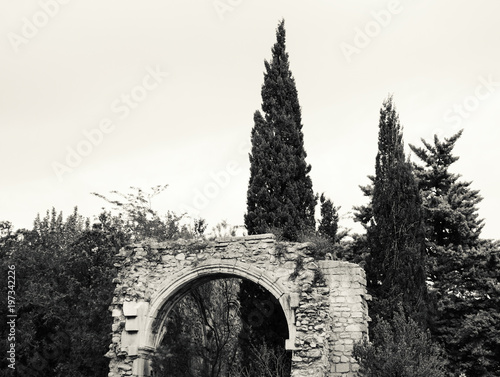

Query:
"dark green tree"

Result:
[[429, 241, 500, 377], [409, 130, 483, 247], [0, 208, 123, 377], [318, 193, 339, 243], [353, 306, 446, 377], [409, 132, 499, 376], [240, 21, 310, 377], [353, 180, 374, 229], [364, 96, 428, 324], [244, 19, 316, 242], [0, 189, 202, 377], [238, 282, 291, 377]]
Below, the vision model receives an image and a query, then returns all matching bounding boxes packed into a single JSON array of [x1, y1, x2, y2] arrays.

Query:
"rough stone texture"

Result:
[[107, 234, 369, 377]]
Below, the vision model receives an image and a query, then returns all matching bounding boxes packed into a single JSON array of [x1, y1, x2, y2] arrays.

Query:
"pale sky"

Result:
[[1, 0, 499, 240]]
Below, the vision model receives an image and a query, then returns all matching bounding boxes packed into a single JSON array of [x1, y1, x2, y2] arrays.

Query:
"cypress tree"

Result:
[[365, 96, 428, 323], [244, 19, 316, 242], [318, 193, 339, 243], [241, 20, 313, 376]]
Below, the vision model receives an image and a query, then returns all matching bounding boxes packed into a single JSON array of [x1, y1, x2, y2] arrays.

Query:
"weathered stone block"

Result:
[[335, 363, 350, 373], [175, 253, 186, 261], [122, 301, 137, 317], [124, 319, 139, 332], [112, 308, 122, 317]]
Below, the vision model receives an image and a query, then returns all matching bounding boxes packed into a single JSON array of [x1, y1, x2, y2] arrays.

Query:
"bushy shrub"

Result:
[[353, 307, 446, 377]]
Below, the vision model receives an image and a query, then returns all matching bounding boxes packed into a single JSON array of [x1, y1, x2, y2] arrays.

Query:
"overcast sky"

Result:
[[1, 0, 499, 239]]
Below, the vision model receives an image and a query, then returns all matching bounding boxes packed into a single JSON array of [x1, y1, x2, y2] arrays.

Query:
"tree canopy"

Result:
[[364, 96, 428, 323], [245, 19, 316, 242]]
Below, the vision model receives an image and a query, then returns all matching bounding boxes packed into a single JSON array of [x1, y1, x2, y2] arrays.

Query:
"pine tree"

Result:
[[365, 96, 428, 323], [409, 130, 483, 247], [410, 132, 497, 376], [244, 19, 316, 242]]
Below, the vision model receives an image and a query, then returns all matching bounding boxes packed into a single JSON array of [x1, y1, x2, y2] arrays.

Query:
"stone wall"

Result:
[[107, 234, 370, 377]]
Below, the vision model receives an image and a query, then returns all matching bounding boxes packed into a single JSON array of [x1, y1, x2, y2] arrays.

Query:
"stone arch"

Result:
[[144, 260, 296, 351], [108, 234, 370, 377]]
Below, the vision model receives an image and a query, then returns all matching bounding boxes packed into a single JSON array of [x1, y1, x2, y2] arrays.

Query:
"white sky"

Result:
[[1, 0, 499, 240]]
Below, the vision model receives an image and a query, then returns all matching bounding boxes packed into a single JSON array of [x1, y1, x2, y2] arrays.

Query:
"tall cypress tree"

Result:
[[240, 20, 312, 376], [365, 96, 428, 323], [244, 19, 316, 242]]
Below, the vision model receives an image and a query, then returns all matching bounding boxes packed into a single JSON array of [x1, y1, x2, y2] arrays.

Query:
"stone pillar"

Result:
[[291, 285, 332, 377], [106, 301, 151, 377], [321, 261, 370, 376]]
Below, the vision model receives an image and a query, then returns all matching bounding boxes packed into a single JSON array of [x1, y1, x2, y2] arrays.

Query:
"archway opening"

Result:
[[150, 276, 292, 377]]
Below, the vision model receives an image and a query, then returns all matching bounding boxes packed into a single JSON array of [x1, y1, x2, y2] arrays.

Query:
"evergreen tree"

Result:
[[241, 20, 309, 376], [410, 133, 498, 376], [353, 305, 446, 377], [244, 19, 316, 242], [353, 179, 374, 229], [429, 241, 500, 377], [409, 130, 483, 248], [365, 96, 428, 323], [318, 193, 339, 242]]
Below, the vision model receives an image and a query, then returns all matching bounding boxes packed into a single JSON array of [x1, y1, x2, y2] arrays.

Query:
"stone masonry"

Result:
[[107, 233, 370, 377]]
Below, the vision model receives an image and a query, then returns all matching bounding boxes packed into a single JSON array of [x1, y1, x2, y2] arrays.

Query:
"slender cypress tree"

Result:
[[244, 19, 316, 242], [365, 96, 428, 323], [241, 20, 312, 376]]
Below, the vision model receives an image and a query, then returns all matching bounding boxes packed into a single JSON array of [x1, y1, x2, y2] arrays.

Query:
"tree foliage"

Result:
[[354, 124, 499, 376], [364, 96, 428, 323], [153, 279, 243, 377], [318, 193, 339, 243], [410, 132, 499, 375], [0, 208, 123, 377], [429, 241, 500, 376], [241, 20, 312, 377], [92, 185, 189, 241], [0, 187, 204, 377], [353, 307, 446, 377], [410, 130, 483, 247], [244, 19, 316, 242], [237, 282, 291, 377]]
